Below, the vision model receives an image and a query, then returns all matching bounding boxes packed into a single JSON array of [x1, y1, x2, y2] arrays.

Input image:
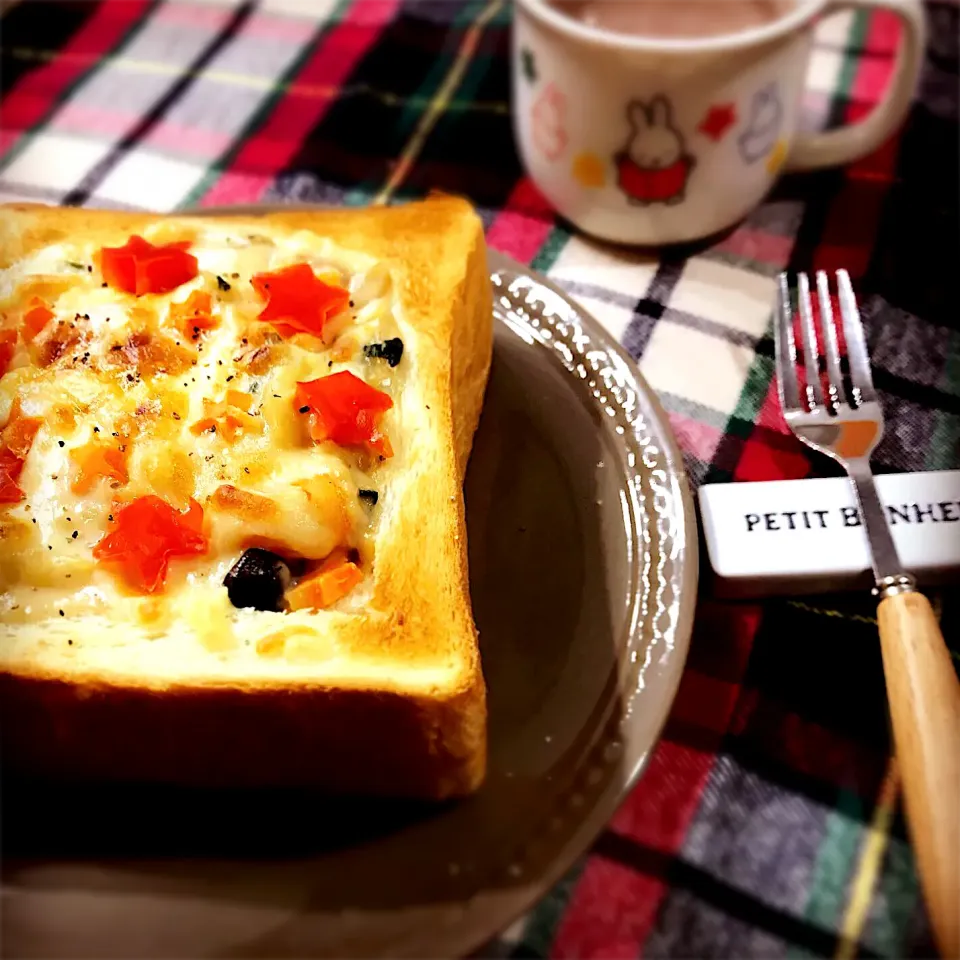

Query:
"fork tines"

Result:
[[775, 269, 878, 416]]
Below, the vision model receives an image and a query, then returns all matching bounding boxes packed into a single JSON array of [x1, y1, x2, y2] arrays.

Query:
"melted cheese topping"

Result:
[[0, 223, 404, 648]]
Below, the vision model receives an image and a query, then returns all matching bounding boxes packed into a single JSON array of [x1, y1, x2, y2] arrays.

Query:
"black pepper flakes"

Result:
[[71, 531, 78, 539], [58, 440, 65, 447], [59, 610, 65, 617], [93, 426, 100, 433], [172, 412, 181, 420], [226, 375, 234, 382], [217, 275, 231, 291], [298, 405, 310, 414], [108, 514, 114, 522]]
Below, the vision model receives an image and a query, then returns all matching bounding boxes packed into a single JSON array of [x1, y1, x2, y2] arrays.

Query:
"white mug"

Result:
[[512, 0, 926, 245]]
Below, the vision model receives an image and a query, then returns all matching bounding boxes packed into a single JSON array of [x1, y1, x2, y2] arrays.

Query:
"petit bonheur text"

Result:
[[744, 501, 960, 533]]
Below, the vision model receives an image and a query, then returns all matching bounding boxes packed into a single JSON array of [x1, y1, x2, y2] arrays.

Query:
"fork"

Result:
[[776, 270, 960, 960]]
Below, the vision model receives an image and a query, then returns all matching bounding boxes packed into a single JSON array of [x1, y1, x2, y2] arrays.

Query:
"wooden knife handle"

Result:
[[878, 590, 960, 959]]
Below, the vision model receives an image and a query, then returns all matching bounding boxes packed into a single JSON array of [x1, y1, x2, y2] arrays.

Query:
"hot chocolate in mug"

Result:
[[512, 0, 925, 245]]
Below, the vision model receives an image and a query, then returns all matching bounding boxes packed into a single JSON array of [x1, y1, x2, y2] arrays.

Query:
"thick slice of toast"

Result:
[[0, 196, 492, 798]]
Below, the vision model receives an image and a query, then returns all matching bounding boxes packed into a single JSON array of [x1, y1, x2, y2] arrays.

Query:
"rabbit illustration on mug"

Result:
[[615, 95, 695, 206]]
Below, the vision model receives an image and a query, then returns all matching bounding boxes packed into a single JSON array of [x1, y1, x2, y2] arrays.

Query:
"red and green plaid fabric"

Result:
[[1, 1, 957, 956]]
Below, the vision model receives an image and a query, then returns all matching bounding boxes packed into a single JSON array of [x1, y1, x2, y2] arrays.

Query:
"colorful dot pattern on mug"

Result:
[[531, 82, 568, 162], [697, 103, 738, 142], [572, 152, 606, 188], [521, 47, 537, 84], [765, 137, 788, 174]]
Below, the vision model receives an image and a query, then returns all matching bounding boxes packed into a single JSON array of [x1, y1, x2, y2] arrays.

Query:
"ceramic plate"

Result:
[[2, 231, 698, 958]]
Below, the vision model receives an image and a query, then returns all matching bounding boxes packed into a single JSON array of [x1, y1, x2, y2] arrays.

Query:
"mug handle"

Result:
[[786, 0, 926, 171]]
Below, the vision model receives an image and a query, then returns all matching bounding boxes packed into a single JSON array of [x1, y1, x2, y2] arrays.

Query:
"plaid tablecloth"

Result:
[[1, 1, 958, 956]]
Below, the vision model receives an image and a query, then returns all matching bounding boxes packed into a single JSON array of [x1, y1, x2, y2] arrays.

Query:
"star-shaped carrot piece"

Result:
[[295, 371, 393, 456], [251, 263, 350, 339], [93, 496, 207, 594], [99, 235, 198, 296]]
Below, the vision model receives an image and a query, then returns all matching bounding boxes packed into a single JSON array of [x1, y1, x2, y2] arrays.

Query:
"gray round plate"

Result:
[[2, 232, 698, 958]]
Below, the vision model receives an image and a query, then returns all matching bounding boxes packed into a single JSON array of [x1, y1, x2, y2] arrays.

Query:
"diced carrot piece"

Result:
[[71, 441, 128, 494], [286, 550, 363, 611], [0, 331, 17, 378], [2, 401, 42, 459], [189, 391, 261, 443], [0, 400, 42, 504], [22, 299, 54, 342], [0, 448, 26, 504], [225, 389, 255, 413], [170, 290, 217, 338]]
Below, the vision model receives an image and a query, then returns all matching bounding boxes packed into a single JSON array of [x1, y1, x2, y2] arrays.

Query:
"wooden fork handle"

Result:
[[878, 590, 960, 959]]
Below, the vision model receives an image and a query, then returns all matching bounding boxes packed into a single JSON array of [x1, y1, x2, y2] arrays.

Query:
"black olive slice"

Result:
[[223, 548, 292, 612], [363, 338, 403, 368]]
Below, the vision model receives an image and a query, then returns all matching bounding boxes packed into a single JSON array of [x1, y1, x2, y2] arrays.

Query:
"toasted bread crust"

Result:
[[0, 667, 486, 797], [0, 196, 492, 798]]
